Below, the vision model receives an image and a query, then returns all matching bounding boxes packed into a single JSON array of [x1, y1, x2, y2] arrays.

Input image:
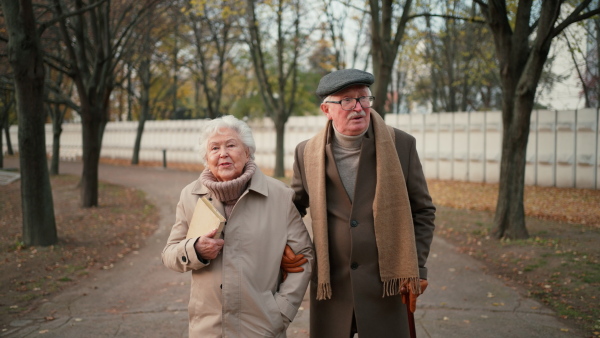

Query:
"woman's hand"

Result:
[[194, 228, 224, 260], [280, 244, 308, 282]]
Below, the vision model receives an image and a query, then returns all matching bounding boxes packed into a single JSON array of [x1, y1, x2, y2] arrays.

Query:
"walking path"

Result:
[[0, 169, 20, 186], [2, 158, 584, 337]]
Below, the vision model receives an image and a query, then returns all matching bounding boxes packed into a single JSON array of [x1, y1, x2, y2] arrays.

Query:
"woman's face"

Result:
[[206, 128, 250, 182]]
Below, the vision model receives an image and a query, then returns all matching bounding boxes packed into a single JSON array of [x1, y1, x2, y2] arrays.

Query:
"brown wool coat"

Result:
[[291, 122, 435, 338], [162, 169, 314, 338]]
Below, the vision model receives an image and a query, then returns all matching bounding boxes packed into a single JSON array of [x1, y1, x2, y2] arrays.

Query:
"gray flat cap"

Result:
[[316, 69, 375, 99]]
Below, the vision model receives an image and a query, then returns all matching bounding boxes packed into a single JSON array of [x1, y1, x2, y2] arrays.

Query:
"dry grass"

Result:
[[0, 174, 159, 328], [428, 180, 600, 336]]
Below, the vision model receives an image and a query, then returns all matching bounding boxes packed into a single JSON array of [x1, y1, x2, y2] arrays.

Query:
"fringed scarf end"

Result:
[[316, 282, 332, 300], [382, 277, 422, 297]]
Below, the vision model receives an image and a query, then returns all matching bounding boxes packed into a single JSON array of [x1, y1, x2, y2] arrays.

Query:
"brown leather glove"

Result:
[[401, 279, 429, 313], [280, 244, 308, 282]]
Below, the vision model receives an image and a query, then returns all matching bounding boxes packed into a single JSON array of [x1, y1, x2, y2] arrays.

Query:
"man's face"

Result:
[[321, 85, 371, 136]]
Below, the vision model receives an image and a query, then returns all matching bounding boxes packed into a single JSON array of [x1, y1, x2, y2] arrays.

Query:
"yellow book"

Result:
[[186, 196, 226, 239]]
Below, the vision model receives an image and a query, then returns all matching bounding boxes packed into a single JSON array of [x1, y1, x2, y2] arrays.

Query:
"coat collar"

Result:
[[190, 167, 269, 197]]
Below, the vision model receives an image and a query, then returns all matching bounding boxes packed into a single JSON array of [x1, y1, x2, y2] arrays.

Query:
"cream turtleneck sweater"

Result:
[[331, 125, 367, 203]]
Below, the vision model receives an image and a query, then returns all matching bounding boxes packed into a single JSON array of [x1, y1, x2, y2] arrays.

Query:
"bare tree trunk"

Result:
[[493, 98, 532, 239], [274, 117, 286, 177], [50, 119, 61, 175], [476, 0, 595, 239], [245, 0, 301, 177], [127, 62, 133, 121], [132, 115, 146, 165], [595, 17, 600, 108], [2, 0, 57, 246], [49, 103, 65, 175], [424, 15, 440, 113], [0, 110, 4, 169], [132, 56, 151, 165], [369, 0, 413, 116], [171, 18, 179, 118], [4, 104, 15, 155], [0, 99, 13, 168], [80, 105, 102, 207]]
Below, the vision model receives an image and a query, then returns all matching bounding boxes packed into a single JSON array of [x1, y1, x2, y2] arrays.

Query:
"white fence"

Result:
[[4, 108, 599, 189]]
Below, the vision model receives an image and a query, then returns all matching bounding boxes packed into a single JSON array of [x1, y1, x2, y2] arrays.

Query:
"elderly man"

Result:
[[291, 69, 435, 338]]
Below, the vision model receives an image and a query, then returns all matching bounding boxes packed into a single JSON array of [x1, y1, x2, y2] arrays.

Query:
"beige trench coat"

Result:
[[162, 169, 314, 338], [291, 122, 435, 338]]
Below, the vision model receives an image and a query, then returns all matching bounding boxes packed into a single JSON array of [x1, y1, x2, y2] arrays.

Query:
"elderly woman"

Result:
[[162, 115, 313, 337]]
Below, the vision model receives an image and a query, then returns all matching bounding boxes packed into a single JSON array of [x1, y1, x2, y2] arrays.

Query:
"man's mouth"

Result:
[[348, 112, 366, 120]]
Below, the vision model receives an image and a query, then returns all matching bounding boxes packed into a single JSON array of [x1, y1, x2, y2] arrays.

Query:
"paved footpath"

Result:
[[2, 158, 585, 337]]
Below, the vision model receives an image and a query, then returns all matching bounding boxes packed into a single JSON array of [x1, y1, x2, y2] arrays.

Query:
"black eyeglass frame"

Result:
[[324, 96, 375, 111]]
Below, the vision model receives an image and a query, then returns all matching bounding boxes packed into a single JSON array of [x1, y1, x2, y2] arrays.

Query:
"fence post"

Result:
[[553, 110, 558, 187], [163, 149, 167, 168], [483, 111, 487, 183], [573, 109, 577, 188], [467, 111, 471, 182], [436, 113, 440, 180], [535, 109, 539, 186], [594, 108, 600, 189]]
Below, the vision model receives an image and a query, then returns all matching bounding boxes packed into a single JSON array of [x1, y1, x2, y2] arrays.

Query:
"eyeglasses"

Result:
[[324, 96, 375, 111]]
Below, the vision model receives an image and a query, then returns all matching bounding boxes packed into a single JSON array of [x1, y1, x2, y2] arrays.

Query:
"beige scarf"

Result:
[[304, 110, 421, 300]]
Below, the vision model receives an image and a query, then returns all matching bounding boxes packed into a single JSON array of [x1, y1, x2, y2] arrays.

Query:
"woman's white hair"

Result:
[[198, 115, 256, 165]]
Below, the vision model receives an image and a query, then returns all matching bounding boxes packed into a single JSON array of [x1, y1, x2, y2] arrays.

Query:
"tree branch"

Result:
[[38, 0, 109, 36], [553, 2, 600, 38], [408, 13, 486, 24]]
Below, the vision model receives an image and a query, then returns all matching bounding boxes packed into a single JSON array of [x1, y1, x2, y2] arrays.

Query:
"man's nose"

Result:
[[352, 99, 363, 111]]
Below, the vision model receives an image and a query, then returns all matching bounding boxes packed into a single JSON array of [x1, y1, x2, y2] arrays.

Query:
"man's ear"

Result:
[[320, 103, 332, 120]]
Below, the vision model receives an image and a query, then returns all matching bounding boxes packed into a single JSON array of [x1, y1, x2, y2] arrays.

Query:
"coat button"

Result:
[[351, 262, 359, 270], [181, 256, 187, 263], [208, 197, 213, 201], [350, 220, 359, 227], [220, 284, 222, 289]]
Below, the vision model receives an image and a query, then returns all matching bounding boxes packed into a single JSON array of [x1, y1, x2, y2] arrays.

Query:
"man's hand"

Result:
[[280, 244, 308, 282], [401, 279, 429, 313], [194, 228, 224, 260]]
